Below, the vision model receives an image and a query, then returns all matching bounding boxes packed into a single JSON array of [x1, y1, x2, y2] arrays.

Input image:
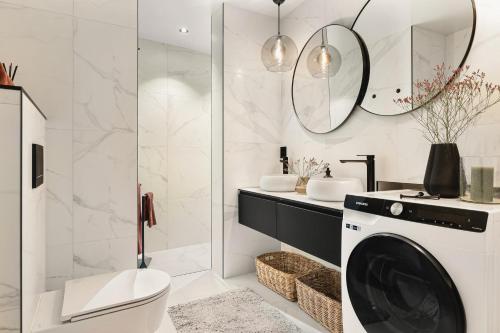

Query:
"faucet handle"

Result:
[[357, 154, 375, 159]]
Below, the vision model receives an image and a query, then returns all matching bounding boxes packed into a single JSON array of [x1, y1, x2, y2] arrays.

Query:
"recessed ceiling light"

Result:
[[179, 27, 189, 34]]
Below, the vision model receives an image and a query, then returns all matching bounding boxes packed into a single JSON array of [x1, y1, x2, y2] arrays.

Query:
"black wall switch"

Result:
[[32, 144, 44, 188]]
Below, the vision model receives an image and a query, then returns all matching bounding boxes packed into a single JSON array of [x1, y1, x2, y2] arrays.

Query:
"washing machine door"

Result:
[[346, 233, 465, 333]]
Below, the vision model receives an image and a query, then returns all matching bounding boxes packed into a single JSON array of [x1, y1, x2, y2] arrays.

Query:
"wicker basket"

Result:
[[256, 251, 323, 301], [296, 267, 343, 332]]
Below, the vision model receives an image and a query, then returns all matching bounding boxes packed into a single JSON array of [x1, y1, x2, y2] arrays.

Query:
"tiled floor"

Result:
[[158, 270, 329, 332], [148, 242, 211, 277]]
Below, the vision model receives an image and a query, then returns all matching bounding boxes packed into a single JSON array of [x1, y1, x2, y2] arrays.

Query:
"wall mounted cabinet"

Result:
[[238, 189, 343, 266]]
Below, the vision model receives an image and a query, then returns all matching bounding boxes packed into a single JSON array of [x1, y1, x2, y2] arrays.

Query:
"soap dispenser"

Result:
[[324, 167, 333, 178], [280, 146, 288, 174]]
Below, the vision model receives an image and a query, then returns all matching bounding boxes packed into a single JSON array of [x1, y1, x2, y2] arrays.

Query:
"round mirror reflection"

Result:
[[292, 24, 368, 134], [352, 0, 476, 116]]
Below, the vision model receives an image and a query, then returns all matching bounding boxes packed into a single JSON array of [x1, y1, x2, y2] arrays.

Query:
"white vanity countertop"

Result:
[[240, 187, 345, 211]]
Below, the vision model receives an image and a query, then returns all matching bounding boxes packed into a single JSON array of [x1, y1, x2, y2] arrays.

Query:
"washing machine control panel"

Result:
[[344, 195, 489, 233]]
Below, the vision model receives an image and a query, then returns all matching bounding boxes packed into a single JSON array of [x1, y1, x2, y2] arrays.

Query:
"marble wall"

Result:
[[0, 0, 137, 290], [281, 0, 500, 188], [138, 39, 211, 252], [276, 0, 500, 263], [0, 89, 21, 333], [222, 5, 282, 278], [22, 93, 47, 333]]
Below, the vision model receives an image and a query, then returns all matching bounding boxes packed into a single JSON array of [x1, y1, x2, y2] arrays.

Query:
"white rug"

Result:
[[168, 288, 303, 333]]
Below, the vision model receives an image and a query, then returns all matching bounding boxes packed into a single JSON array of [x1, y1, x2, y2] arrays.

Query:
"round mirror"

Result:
[[352, 0, 476, 116], [292, 24, 369, 134]]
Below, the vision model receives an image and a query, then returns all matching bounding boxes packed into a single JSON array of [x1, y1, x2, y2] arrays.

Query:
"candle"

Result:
[[470, 166, 494, 203]]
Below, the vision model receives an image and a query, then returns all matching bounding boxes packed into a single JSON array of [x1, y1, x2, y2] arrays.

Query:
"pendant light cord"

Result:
[[277, 4, 281, 35]]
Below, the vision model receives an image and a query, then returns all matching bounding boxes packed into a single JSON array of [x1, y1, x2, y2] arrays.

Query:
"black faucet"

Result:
[[280, 146, 289, 174], [339, 155, 375, 192]]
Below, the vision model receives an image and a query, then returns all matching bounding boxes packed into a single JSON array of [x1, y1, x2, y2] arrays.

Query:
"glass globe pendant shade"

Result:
[[307, 43, 342, 79], [262, 34, 298, 72]]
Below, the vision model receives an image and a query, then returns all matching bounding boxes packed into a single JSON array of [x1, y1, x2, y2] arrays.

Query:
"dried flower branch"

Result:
[[395, 64, 500, 144], [289, 157, 329, 178]]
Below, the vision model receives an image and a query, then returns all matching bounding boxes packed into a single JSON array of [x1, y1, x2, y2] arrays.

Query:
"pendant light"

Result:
[[307, 28, 342, 79], [261, 0, 298, 72]]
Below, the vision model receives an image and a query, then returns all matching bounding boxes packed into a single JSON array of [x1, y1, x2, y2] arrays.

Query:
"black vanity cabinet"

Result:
[[238, 193, 277, 238], [276, 203, 342, 266], [238, 190, 343, 267]]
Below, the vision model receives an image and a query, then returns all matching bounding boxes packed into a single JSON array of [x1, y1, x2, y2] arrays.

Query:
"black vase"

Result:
[[424, 143, 460, 198]]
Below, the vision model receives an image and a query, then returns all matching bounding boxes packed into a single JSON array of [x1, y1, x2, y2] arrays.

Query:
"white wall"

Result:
[[22, 93, 46, 333], [222, 5, 282, 278], [138, 39, 211, 252], [0, 88, 21, 333], [0, 0, 138, 290], [281, 0, 500, 190]]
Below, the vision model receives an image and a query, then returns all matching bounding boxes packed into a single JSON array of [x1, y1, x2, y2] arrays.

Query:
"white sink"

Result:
[[259, 174, 299, 192], [306, 177, 363, 202]]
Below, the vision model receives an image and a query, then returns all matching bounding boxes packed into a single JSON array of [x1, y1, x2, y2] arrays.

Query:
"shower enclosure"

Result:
[[138, 1, 212, 277]]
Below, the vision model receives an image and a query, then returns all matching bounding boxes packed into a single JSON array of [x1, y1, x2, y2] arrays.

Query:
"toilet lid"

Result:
[[61, 269, 171, 322]]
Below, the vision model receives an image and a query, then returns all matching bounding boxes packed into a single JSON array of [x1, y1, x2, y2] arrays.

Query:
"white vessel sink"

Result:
[[307, 177, 363, 202], [259, 174, 299, 192]]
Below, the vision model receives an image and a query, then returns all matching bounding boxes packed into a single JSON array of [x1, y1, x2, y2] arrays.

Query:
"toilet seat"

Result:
[[60, 269, 171, 322]]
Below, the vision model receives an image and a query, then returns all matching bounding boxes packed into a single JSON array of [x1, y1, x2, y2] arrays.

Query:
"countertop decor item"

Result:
[[261, 0, 298, 72], [289, 158, 329, 194], [0, 62, 16, 86], [460, 156, 500, 204], [395, 65, 500, 198]]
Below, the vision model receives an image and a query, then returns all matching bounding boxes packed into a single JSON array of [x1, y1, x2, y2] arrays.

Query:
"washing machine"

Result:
[[341, 190, 500, 333]]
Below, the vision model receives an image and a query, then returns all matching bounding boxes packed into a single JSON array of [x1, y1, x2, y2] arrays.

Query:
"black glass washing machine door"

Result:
[[346, 233, 466, 333]]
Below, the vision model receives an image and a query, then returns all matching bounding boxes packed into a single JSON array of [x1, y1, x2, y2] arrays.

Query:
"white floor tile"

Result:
[[148, 242, 211, 277]]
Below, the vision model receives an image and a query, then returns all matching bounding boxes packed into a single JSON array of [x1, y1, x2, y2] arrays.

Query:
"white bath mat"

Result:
[[168, 288, 302, 333]]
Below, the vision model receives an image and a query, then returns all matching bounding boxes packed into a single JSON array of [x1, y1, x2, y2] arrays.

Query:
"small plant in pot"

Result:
[[289, 157, 329, 194], [395, 64, 500, 198]]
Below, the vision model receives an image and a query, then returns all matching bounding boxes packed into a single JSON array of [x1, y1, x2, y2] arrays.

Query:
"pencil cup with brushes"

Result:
[[0, 62, 18, 86]]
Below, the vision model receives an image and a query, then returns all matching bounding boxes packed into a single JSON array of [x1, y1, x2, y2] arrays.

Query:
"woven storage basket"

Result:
[[256, 251, 323, 301], [296, 267, 343, 332]]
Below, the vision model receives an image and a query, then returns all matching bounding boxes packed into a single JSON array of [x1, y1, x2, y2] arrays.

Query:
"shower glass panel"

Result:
[[138, 0, 212, 276]]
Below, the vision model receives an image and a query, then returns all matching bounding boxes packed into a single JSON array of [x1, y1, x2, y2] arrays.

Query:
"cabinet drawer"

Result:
[[277, 203, 342, 266], [238, 193, 277, 238]]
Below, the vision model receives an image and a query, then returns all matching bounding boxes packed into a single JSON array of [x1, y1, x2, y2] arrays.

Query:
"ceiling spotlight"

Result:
[[179, 27, 189, 34]]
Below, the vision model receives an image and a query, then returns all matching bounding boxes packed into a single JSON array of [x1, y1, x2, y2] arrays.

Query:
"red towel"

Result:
[[137, 184, 157, 255], [143, 192, 157, 228]]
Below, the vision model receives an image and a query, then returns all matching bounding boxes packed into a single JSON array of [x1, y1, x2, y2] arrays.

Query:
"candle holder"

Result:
[[460, 156, 500, 204]]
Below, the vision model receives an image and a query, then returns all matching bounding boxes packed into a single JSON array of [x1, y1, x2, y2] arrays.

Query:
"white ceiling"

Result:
[[139, 0, 306, 54]]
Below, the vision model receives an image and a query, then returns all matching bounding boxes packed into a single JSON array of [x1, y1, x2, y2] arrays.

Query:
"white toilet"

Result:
[[31, 269, 171, 333]]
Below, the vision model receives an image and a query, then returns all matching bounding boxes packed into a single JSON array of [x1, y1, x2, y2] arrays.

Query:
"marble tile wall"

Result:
[[0, 89, 21, 333], [281, 0, 500, 188], [222, 5, 282, 278], [138, 39, 211, 252], [139, 39, 169, 253], [166, 45, 211, 249], [278, 0, 500, 260], [0, 0, 137, 290]]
